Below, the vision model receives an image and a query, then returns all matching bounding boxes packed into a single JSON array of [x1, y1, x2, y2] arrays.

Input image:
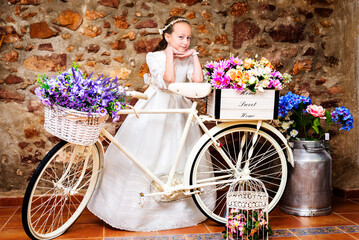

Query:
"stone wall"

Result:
[[0, 0, 358, 195]]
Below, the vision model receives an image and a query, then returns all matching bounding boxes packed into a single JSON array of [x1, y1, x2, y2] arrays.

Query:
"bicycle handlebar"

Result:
[[127, 91, 148, 100]]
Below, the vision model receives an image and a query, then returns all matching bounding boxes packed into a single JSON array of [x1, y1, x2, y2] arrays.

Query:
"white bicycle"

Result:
[[22, 83, 293, 240]]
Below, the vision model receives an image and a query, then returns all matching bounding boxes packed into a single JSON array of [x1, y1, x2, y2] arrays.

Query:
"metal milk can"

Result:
[[281, 139, 332, 216]]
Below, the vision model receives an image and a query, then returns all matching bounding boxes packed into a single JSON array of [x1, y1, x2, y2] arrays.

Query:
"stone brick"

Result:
[[14, 4, 21, 16], [20, 0, 40, 5], [328, 86, 343, 95], [314, 8, 333, 17], [81, 25, 102, 38], [18, 142, 29, 149], [100, 59, 111, 65], [157, 0, 169, 4], [61, 32, 71, 40], [326, 55, 339, 67], [233, 20, 260, 49], [106, 31, 118, 37], [85, 10, 105, 20], [21, 12, 37, 20], [114, 15, 130, 29], [113, 56, 123, 63], [34, 139, 46, 148], [256, 38, 270, 48], [199, 38, 211, 45], [75, 54, 84, 62], [197, 25, 209, 34], [1, 50, 18, 62], [30, 22, 57, 39], [214, 34, 228, 45], [139, 63, 149, 77], [228, 2, 250, 16], [98, 0, 119, 8], [53, 10, 83, 31], [315, 78, 327, 85], [292, 59, 313, 75], [320, 19, 331, 27], [135, 20, 158, 29], [23, 54, 66, 72], [309, 0, 334, 4], [170, 8, 186, 16], [0, 88, 25, 102], [26, 45, 36, 51], [102, 52, 111, 56], [109, 40, 126, 50], [38, 43, 54, 51], [111, 67, 131, 79], [5, 75, 23, 84], [6, 16, 15, 23], [175, 0, 201, 5], [321, 99, 339, 108], [187, 12, 196, 19], [303, 47, 316, 56], [201, 10, 212, 21], [133, 38, 161, 54], [8, 0, 20, 5], [258, 4, 276, 11], [141, 2, 150, 10], [87, 44, 100, 53], [103, 21, 111, 28], [122, 31, 136, 40], [196, 45, 209, 57], [269, 23, 305, 43], [48, 136, 61, 144], [140, 30, 157, 36]]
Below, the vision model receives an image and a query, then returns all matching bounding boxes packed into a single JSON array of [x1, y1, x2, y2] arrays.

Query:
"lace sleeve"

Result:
[[145, 52, 168, 89]]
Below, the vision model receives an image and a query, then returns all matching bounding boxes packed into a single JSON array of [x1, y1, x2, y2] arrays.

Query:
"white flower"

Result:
[[281, 121, 292, 130], [249, 76, 257, 84], [290, 129, 299, 137]]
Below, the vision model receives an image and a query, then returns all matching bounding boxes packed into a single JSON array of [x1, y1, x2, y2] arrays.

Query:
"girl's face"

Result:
[[165, 22, 192, 52]]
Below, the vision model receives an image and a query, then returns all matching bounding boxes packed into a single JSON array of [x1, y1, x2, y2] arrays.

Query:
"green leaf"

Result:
[[312, 117, 320, 134], [325, 110, 333, 125]]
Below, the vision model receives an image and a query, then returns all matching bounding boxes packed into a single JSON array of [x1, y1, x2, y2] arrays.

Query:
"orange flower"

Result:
[[237, 72, 249, 85], [243, 59, 254, 69]]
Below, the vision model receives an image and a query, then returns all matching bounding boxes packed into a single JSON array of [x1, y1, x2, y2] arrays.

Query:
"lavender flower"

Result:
[[35, 63, 128, 121]]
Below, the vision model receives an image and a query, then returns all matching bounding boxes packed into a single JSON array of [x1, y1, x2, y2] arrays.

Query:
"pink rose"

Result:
[[307, 104, 325, 117]]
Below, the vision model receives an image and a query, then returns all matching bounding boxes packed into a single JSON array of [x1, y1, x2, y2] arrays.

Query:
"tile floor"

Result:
[[1, 196, 359, 239]]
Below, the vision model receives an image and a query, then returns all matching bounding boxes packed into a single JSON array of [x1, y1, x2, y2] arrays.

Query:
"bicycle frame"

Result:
[[99, 100, 243, 198]]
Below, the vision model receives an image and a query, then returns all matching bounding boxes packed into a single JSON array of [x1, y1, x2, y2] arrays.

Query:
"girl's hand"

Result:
[[174, 49, 196, 60]]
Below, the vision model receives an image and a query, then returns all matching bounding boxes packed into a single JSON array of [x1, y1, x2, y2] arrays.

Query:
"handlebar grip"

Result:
[[127, 91, 148, 100]]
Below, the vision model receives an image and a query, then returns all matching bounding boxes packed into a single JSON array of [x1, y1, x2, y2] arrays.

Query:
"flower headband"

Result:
[[158, 18, 189, 36]]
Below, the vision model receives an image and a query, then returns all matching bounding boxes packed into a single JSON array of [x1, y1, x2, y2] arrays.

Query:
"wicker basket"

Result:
[[44, 105, 108, 146]]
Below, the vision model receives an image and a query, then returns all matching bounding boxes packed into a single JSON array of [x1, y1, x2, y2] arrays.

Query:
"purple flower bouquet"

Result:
[[35, 63, 128, 122], [35, 63, 129, 145]]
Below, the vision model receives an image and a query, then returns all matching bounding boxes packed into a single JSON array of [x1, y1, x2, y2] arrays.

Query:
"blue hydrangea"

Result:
[[331, 107, 354, 131], [278, 92, 312, 118]]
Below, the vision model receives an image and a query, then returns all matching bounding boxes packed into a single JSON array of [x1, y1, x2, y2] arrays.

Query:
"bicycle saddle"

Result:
[[168, 82, 212, 98]]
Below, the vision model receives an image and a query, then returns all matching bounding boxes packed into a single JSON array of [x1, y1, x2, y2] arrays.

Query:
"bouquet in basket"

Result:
[[35, 63, 128, 122], [224, 209, 272, 240], [204, 55, 292, 93], [275, 92, 354, 140]]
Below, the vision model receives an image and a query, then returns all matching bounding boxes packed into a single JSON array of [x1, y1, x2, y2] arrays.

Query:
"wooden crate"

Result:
[[207, 89, 279, 120]]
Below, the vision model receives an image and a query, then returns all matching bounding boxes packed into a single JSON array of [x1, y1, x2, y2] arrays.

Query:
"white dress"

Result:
[[87, 51, 207, 231]]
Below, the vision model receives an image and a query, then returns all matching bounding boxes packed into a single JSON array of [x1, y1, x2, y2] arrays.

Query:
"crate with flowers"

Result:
[[204, 55, 292, 120], [35, 63, 128, 146]]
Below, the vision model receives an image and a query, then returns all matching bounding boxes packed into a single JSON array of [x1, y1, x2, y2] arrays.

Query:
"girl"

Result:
[[87, 16, 206, 231]]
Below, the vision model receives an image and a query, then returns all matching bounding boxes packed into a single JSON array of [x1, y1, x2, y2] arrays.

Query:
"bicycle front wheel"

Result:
[[190, 124, 287, 224], [22, 141, 102, 240]]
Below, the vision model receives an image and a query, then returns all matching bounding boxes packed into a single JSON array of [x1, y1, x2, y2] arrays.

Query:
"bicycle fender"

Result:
[[183, 121, 294, 187], [94, 140, 105, 189]]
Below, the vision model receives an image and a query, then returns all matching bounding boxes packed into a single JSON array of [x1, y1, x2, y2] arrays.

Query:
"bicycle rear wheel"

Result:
[[22, 141, 102, 240], [190, 124, 287, 224]]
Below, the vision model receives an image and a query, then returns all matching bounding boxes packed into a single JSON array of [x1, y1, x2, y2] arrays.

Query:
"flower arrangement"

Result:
[[224, 209, 272, 240], [276, 92, 354, 140], [204, 55, 292, 93], [35, 63, 128, 122]]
